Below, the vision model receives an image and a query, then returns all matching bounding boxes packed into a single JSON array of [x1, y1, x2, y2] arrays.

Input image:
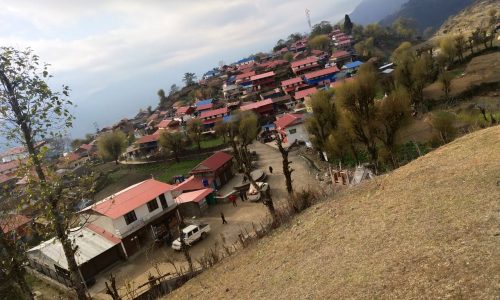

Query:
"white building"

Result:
[[275, 113, 311, 146]]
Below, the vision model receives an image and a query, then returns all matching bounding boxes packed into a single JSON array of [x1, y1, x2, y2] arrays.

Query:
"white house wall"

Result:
[[287, 124, 310, 144]]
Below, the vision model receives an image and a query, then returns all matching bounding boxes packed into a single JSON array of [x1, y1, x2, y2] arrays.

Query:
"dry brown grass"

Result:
[[168, 126, 500, 299]]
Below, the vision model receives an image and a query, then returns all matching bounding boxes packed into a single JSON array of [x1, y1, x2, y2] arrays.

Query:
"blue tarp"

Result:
[[344, 61, 363, 69], [195, 99, 213, 107], [262, 124, 276, 131]]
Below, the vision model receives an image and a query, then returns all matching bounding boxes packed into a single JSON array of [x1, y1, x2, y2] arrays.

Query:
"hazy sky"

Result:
[[0, 0, 360, 138]]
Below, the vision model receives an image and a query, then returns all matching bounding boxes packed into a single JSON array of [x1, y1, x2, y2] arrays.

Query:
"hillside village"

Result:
[[0, 0, 499, 299]]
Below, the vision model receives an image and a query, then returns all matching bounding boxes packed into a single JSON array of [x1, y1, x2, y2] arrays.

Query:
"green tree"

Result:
[[169, 84, 179, 95], [159, 131, 185, 162], [157, 89, 167, 108], [183, 72, 197, 86], [336, 63, 379, 166], [308, 34, 331, 52], [0, 47, 88, 299], [311, 21, 333, 37], [187, 119, 203, 150], [454, 34, 466, 62], [439, 35, 457, 65], [376, 88, 411, 167], [127, 132, 136, 145], [305, 90, 338, 161], [392, 17, 416, 39], [214, 120, 228, 143], [431, 111, 457, 144], [354, 37, 374, 59], [438, 71, 453, 101], [283, 52, 294, 62], [97, 130, 127, 164], [343, 15, 353, 35]]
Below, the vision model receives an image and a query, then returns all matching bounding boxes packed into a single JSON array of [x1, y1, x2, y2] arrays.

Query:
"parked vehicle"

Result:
[[171, 224, 210, 250]]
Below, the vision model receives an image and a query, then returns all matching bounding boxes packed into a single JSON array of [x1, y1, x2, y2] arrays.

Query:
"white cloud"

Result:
[[0, 0, 360, 136]]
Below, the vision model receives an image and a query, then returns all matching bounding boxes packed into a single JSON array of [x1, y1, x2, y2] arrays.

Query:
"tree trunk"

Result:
[[1, 71, 88, 300], [262, 188, 278, 228]]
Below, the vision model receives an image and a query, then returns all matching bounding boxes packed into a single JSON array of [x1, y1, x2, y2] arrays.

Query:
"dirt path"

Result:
[[248, 142, 320, 204]]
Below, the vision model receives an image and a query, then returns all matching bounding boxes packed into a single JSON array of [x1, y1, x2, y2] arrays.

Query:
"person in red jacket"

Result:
[[228, 194, 237, 207]]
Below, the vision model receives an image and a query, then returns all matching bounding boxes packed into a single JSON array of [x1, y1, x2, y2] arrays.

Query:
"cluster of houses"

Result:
[[27, 150, 235, 285]]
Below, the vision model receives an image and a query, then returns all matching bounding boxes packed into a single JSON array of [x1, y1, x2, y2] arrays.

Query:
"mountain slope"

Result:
[[380, 0, 475, 31], [170, 126, 500, 299], [435, 0, 500, 38], [349, 0, 408, 25]]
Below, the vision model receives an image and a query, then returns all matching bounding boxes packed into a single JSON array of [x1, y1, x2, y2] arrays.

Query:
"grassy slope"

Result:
[[170, 126, 500, 299]]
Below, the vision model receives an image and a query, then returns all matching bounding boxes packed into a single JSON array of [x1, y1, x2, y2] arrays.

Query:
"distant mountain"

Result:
[[349, 0, 408, 25], [380, 0, 475, 32]]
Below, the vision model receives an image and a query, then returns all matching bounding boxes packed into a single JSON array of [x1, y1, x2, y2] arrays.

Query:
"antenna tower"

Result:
[[305, 8, 311, 30]]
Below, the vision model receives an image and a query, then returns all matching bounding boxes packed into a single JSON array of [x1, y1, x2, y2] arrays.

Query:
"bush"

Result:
[[431, 111, 457, 144]]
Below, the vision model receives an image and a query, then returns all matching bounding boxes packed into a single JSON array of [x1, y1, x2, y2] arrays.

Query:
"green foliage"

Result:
[[311, 21, 333, 38], [97, 130, 127, 163], [354, 37, 374, 58], [305, 89, 337, 156], [431, 111, 457, 144], [438, 71, 453, 100], [392, 17, 416, 39], [283, 52, 294, 62], [308, 34, 331, 52], [183, 72, 197, 86], [157, 88, 167, 108], [214, 120, 228, 143], [343, 15, 353, 35], [159, 131, 185, 162], [187, 118, 203, 150]]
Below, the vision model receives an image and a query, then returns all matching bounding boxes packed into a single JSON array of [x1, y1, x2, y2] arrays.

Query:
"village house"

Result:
[[136, 133, 161, 156], [275, 113, 310, 146], [0, 146, 28, 163], [259, 88, 284, 100], [329, 50, 353, 66], [303, 66, 340, 86], [175, 106, 195, 118], [343, 61, 363, 74], [235, 71, 255, 87], [291, 56, 320, 75], [293, 86, 318, 102], [281, 76, 309, 95], [250, 71, 276, 91], [155, 119, 180, 133], [28, 224, 123, 286], [190, 151, 234, 189], [175, 188, 214, 218], [199, 107, 230, 129], [80, 179, 178, 257], [240, 99, 274, 115], [0, 214, 33, 242], [222, 83, 241, 100], [289, 39, 308, 53], [234, 56, 255, 67]]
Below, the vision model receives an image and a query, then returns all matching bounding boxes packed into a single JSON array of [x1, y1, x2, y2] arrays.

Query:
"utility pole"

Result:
[[305, 8, 312, 30]]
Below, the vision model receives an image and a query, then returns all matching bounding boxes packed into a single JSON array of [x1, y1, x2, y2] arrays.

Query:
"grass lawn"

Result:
[[188, 136, 226, 150], [135, 158, 206, 183]]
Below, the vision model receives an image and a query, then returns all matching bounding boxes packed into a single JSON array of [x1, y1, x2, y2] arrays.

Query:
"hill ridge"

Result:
[[170, 126, 500, 299]]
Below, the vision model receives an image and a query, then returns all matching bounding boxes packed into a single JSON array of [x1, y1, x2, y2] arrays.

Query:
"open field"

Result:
[[187, 136, 226, 150], [169, 126, 500, 299]]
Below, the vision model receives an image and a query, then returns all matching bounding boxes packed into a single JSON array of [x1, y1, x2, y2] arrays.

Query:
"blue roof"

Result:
[[235, 56, 256, 65], [344, 61, 363, 69], [262, 124, 276, 130], [195, 99, 213, 107], [204, 70, 217, 76]]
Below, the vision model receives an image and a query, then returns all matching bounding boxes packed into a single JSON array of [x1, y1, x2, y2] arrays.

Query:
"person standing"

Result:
[[269, 166, 273, 174], [239, 190, 247, 201], [220, 212, 227, 224], [229, 194, 237, 207]]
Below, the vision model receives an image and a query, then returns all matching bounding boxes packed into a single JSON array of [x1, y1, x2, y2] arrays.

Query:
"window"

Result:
[[124, 210, 137, 225], [159, 194, 168, 209], [147, 199, 159, 212], [289, 128, 297, 134]]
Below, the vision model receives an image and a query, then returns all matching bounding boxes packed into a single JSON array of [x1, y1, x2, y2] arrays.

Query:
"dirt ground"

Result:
[[88, 141, 319, 299]]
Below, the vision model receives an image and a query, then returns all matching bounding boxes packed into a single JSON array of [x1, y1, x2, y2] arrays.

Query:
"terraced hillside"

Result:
[[169, 126, 500, 299]]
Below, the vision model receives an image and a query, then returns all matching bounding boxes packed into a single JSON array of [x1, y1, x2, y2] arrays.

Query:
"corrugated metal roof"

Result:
[[291, 56, 318, 68], [175, 188, 213, 204], [27, 227, 118, 269]]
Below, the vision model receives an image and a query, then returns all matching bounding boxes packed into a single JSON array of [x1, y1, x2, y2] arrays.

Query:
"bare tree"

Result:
[[275, 134, 298, 194], [0, 47, 89, 299]]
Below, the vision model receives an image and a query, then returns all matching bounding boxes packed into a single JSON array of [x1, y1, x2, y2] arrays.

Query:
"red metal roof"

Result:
[[191, 151, 233, 174], [202, 117, 223, 125], [331, 50, 351, 59], [250, 71, 275, 81], [200, 107, 228, 119], [294, 87, 318, 100], [0, 146, 25, 158], [0, 160, 20, 173], [0, 214, 31, 234], [304, 66, 340, 80], [85, 223, 121, 244], [275, 113, 304, 129], [174, 175, 213, 192], [176, 106, 193, 115], [157, 119, 179, 128], [240, 99, 273, 111], [137, 134, 160, 144], [291, 56, 318, 68], [89, 179, 174, 219], [195, 103, 214, 111], [175, 188, 213, 204], [235, 71, 256, 80], [281, 77, 303, 87]]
